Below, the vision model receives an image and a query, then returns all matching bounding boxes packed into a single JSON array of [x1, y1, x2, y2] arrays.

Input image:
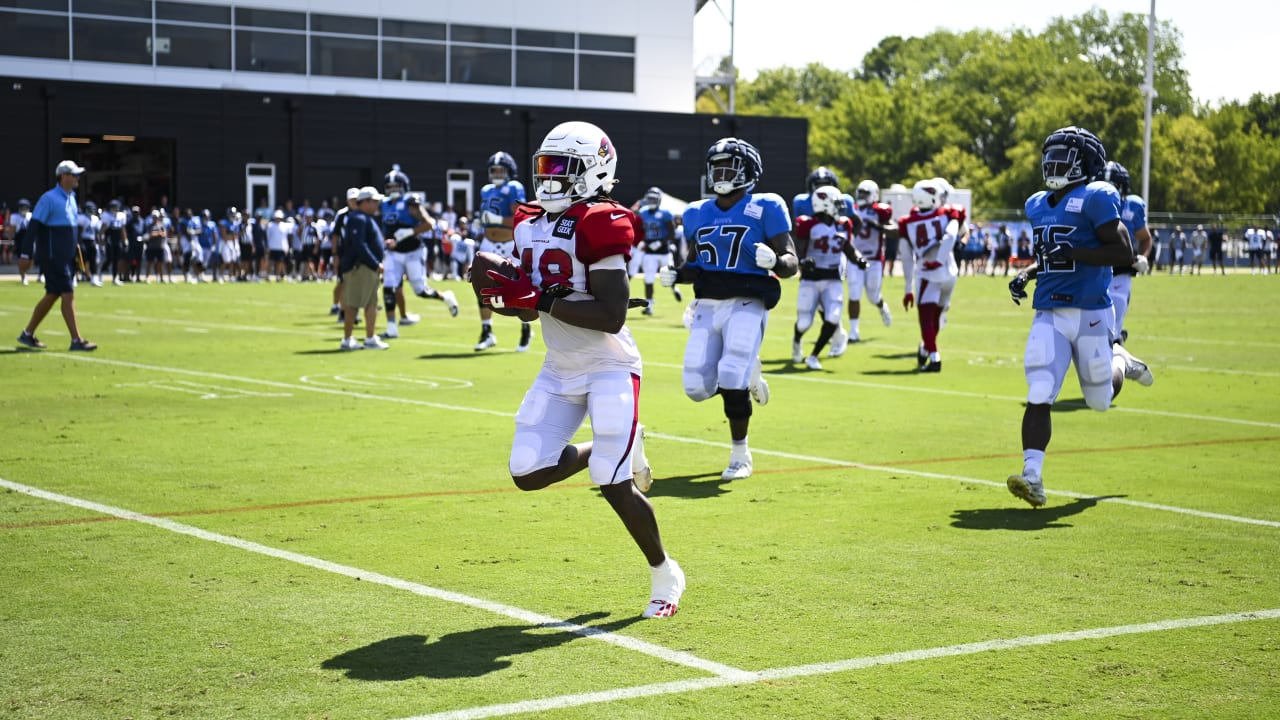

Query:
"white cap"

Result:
[[56, 160, 86, 176], [272, 209, 285, 220], [355, 186, 384, 202], [346, 187, 360, 200]]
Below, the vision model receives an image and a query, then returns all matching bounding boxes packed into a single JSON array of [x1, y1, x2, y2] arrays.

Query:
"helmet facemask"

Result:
[[533, 152, 588, 214], [1042, 144, 1085, 190], [708, 154, 750, 196]]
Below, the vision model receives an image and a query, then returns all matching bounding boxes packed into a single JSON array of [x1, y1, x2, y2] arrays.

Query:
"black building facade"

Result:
[[2, 78, 808, 215]]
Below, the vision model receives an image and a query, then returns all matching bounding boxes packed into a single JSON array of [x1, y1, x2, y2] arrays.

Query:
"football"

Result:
[[469, 250, 524, 316]]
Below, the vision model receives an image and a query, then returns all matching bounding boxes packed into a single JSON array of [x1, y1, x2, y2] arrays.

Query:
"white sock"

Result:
[[1023, 449, 1045, 479], [850, 318, 860, 335]]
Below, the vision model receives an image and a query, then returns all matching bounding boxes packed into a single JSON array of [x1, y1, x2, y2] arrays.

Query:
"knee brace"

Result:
[[383, 287, 397, 312], [721, 388, 752, 420]]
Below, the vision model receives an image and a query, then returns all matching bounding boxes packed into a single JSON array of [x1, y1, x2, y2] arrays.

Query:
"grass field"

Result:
[[1, 268, 1277, 720]]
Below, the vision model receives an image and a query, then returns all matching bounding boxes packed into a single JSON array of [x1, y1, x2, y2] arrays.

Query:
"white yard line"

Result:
[[399, 608, 1280, 720], [0, 476, 751, 681], [35, 353, 1280, 529]]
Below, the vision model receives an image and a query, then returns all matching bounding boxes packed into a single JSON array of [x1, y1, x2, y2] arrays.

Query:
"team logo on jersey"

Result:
[[553, 215, 578, 239]]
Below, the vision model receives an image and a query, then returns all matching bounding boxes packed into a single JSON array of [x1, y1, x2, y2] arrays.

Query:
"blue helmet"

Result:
[[487, 151, 518, 186], [807, 166, 840, 193], [706, 137, 763, 195], [1041, 126, 1106, 190], [383, 164, 410, 198], [1099, 160, 1131, 197]]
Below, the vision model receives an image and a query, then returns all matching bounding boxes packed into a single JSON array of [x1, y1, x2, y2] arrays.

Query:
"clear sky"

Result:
[[694, 0, 1276, 106]]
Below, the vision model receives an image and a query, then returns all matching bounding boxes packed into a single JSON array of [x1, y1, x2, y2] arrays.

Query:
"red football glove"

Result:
[[903, 292, 915, 311], [922, 260, 942, 270], [481, 269, 541, 310]]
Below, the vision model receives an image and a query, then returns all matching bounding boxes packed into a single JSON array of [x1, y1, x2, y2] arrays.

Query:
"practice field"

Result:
[[1, 269, 1277, 719]]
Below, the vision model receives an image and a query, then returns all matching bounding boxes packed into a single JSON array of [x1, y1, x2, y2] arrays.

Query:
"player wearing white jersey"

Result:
[[791, 186, 867, 369], [481, 121, 683, 619]]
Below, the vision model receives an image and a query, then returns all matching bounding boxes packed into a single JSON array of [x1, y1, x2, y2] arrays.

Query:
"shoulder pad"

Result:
[[513, 201, 545, 227]]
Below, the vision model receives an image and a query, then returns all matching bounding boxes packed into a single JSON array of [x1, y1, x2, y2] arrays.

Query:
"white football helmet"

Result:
[[912, 180, 941, 212], [854, 179, 879, 208], [810, 185, 844, 218], [532, 121, 618, 213], [931, 177, 953, 204]]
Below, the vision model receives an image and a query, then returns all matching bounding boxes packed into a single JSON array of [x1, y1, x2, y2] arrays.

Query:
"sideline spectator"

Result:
[[16, 160, 97, 352]]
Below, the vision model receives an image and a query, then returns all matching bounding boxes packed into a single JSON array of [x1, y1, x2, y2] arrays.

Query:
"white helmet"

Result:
[[532, 121, 618, 213], [854, 179, 879, 208], [931, 177, 953, 204], [912, 180, 942, 212], [810, 185, 844, 218]]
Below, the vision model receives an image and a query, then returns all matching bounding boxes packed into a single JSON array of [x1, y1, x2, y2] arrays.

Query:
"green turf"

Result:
[[0, 269, 1276, 719]]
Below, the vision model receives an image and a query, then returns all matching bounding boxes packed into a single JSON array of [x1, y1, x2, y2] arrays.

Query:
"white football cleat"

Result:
[[748, 357, 769, 406], [792, 341, 804, 364], [474, 331, 497, 351], [631, 424, 653, 493], [643, 558, 685, 619], [829, 326, 849, 357], [339, 337, 362, 351], [399, 313, 420, 326], [1113, 344, 1154, 386], [878, 302, 893, 327], [441, 291, 459, 318], [381, 321, 399, 339], [805, 355, 823, 370], [1007, 473, 1046, 508], [721, 451, 753, 481], [364, 336, 390, 350]]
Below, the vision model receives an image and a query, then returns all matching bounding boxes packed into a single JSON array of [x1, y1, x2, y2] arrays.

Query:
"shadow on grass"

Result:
[[950, 495, 1126, 530], [637, 470, 733, 499], [416, 351, 512, 360], [860, 367, 929, 376], [321, 611, 640, 680]]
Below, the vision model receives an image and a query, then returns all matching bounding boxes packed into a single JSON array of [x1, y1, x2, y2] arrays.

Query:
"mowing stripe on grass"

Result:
[[398, 607, 1280, 720], [35, 353, 1280, 529], [0, 476, 752, 681]]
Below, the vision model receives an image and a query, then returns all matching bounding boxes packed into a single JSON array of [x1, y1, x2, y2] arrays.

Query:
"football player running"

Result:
[[480, 121, 683, 619], [1098, 161, 1152, 344], [898, 179, 961, 372], [1005, 127, 1154, 508], [474, 151, 535, 352], [661, 137, 798, 480], [635, 186, 683, 315], [792, 166, 854, 355], [846, 180, 896, 339], [791, 185, 867, 369], [379, 166, 458, 340]]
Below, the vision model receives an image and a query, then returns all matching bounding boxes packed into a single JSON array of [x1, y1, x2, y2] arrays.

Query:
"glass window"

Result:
[[0, 0, 67, 10], [311, 35, 376, 79], [233, 7, 304, 30], [450, 24, 509, 45], [579, 34, 633, 53], [311, 13, 375, 36], [382, 40, 444, 82], [0, 9, 68, 59], [516, 29, 572, 49], [578, 53, 633, 92], [235, 29, 304, 74], [73, 16, 151, 64], [516, 50, 572, 90], [156, 1, 228, 24], [73, 0, 148, 18], [450, 45, 510, 86], [157, 23, 229, 69], [381, 18, 444, 40]]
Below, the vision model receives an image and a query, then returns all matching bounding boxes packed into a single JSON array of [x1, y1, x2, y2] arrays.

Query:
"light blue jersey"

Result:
[[636, 206, 676, 253], [1024, 180, 1122, 310], [480, 180, 527, 228], [683, 192, 791, 308]]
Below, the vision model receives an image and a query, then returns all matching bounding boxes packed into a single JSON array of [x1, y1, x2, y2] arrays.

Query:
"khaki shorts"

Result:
[[342, 265, 380, 309]]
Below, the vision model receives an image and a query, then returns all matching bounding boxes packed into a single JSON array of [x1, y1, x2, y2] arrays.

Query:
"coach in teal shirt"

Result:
[[17, 160, 97, 351]]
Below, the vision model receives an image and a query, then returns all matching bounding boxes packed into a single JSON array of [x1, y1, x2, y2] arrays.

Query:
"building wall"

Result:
[[1, 78, 809, 215]]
